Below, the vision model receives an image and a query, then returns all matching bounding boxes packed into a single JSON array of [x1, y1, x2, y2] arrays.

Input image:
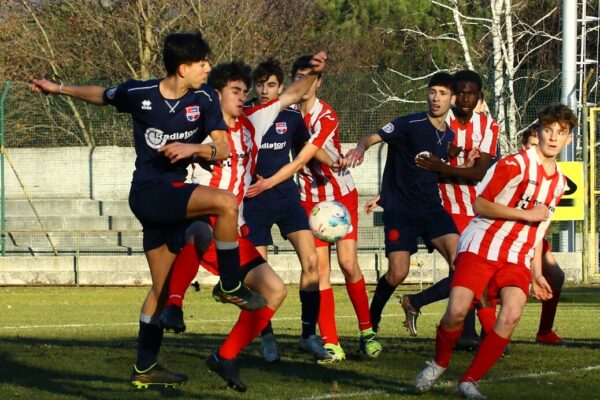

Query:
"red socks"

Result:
[[219, 307, 275, 359], [318, 288, 339, 345], [461, 329, 510, 382], [166, 243, 200, 308], [477, 305, 498, 335], [434, 323, 464, 368], [345, 277, 373, 331]]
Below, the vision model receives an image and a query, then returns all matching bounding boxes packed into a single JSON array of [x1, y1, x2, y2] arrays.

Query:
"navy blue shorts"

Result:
[[129, 179, 198, 253], [243, 195, 310, 247], [383, 206, 458, 256]]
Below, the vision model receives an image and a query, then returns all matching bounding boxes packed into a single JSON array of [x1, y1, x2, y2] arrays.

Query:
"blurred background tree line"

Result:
[[0, 0, 594, 152]]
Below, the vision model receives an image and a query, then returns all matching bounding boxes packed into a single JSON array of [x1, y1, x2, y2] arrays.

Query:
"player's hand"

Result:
[[159, 142, 196, 163], [345, 146, 365, 168], [532, 274, 553, 301], [309, 51, 328, 74], [458, 147, 481, 168], [330, 156, 349, 172], [448, 143, 463, 159], [245, 175, 269, 198], [415, 152, 444, 172], [31, 79, 61, 95], [526, 203, 550, 222], [364, 195, 380, 214]]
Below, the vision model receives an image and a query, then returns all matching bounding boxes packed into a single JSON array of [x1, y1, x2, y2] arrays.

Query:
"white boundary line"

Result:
[[0, 313, 423, 331], [294, 365, 600, 400]]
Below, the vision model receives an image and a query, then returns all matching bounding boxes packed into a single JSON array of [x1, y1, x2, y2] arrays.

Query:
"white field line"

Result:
[[295, 365, 600, 400], [0, 313, 418, 331]]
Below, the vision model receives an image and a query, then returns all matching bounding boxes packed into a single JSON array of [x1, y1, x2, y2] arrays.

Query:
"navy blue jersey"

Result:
[[244, 99, 308, 200], [378, 112, 455, 212], [104, 79, 226, 185]]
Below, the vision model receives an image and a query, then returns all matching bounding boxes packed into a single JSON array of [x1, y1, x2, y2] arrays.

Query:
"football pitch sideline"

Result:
[[1, 285, 599, 399]]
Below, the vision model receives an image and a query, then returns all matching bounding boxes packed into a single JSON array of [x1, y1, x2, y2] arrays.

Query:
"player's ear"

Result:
[[451, 94, 456, 106], [277, 84, 283, 95], [178, 63, 187, 78]]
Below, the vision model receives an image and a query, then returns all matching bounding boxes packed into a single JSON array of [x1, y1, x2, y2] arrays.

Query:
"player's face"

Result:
[[454, 81, 480, 117], [536, 122, 572, 159], [428, 85, 455, 118], [255, 75, 283, 104], [219, 80, 248, 120], [293, 68, 320, 101], [184, 59, 211, 88]]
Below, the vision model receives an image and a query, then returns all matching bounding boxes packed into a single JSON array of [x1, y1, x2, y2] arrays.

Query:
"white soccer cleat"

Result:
[[456, 380, 487, 399], [414, 360, 446, 393]]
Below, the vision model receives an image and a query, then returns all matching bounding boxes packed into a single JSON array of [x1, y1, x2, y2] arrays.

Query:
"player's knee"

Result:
[[386, 266, 408, 286], [446, 303, 468, 323], [185, 220, 213, 254], [338, 256, 359, 277], [217, 191, 238, 215], [497, 307, 522, 328]]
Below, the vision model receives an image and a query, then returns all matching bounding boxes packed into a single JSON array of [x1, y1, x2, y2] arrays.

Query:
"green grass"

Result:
[[1, 285, 599, 399]]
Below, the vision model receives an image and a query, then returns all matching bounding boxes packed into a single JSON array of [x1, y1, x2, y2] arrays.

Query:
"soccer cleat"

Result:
[[261, 333, 280, 363], [130, 363, 188, 389], [400, 294, 420, 336], [455, 335, 480, 352], [160, 305, 186, 334], [456, 380, 487, 399], [212, 282, 267, 311], [206, 352, 247, 392], [536, 331, 566, 345], [320, 343, 346, 363], [359, 328, 383, 358], [299, 335, 334, 362], [414, 360, 446, 393]]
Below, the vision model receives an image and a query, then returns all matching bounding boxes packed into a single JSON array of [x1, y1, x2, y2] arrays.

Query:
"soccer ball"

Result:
[[309, 200, 352, 243]]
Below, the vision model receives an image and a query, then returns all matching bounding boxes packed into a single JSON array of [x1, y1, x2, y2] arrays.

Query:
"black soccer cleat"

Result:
[[160, 305, 186, 334], [454, 335, 481, 352], [206, 352, 247, 392], [212, 282, 267, 311], [130, 363, 188, 389]]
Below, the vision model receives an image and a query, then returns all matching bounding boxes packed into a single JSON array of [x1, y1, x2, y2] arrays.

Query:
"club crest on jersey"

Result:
[[185, 106, 201, 122], [141, 100, 152, 110], [275, 122, 287, 135], [382, 123, 394, 133]]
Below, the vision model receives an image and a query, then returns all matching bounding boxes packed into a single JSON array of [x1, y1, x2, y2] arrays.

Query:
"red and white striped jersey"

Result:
[[439, 109, 499, 216], [192, 99, 280, 215], [458, 147, 567, 268], [296, 99, 355, 202]]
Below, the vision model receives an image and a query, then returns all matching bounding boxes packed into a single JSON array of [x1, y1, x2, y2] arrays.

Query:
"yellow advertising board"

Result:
[[553, 162, 584, 221]]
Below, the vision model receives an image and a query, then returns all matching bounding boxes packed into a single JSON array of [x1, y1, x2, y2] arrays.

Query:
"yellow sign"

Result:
[[553, 162, 584, 221]]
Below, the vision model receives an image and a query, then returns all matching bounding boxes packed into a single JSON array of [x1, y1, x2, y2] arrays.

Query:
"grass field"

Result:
[[1, 285, 599, 399]]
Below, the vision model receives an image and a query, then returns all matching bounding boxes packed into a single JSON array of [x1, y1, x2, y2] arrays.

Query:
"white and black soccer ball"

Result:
[[309, 200, 352, 243]]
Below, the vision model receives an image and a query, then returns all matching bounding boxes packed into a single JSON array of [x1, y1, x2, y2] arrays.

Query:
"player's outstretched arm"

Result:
[[278, 51, 327, 111], [31, 79, 106, 105], [473, 197, 549, 222], [245, 142, 320, 198], [345, 133, 382, 168], [416, 151, 492, 180]]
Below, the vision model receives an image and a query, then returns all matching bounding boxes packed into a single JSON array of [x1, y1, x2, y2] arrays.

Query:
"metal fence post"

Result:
[[0, 81, 12, 257]]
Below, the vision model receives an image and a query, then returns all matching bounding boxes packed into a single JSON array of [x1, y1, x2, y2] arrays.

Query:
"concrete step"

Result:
[[5, 216, 142, 231], [5, 231, 143, 253], [5, 199, 102, 217]]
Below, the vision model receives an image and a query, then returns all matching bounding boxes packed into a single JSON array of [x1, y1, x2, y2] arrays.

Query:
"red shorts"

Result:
[[451, 252, 532, 301], [200, 236, 265, 276], [449, 213, 475, 234], [301, 190, 359, 248]]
